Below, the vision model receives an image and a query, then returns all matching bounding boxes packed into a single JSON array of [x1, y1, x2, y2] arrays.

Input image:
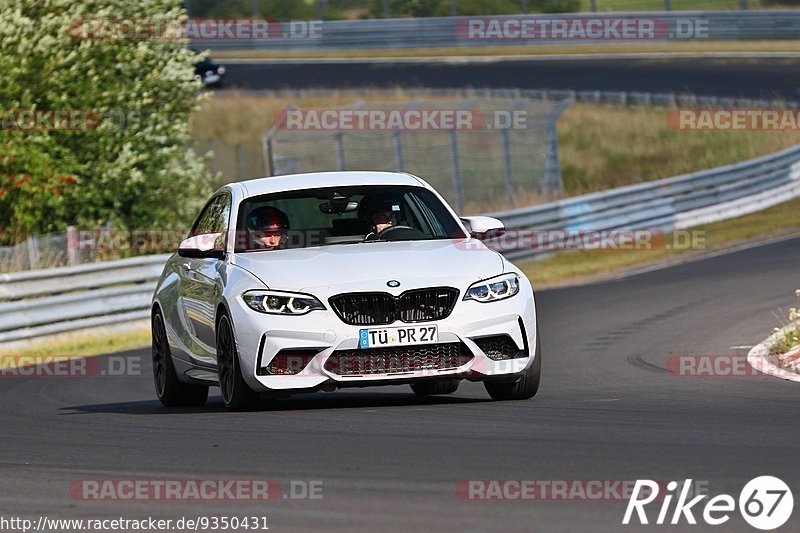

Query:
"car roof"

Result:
[[234, 171, 426, 198]]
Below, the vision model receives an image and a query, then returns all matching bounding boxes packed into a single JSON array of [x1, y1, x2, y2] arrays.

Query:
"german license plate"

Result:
[[358, 325, 438, 349]]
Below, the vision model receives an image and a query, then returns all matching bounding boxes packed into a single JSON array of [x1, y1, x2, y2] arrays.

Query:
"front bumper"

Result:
[[229, 286, 538, 393]]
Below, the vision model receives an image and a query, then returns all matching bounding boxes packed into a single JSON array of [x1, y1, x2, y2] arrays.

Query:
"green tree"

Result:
[[0, 0, 211, 245]]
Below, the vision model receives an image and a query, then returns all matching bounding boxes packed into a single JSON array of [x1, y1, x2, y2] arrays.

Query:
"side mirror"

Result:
[[178, 232, 225, 259], [460, 216, 506, 240]]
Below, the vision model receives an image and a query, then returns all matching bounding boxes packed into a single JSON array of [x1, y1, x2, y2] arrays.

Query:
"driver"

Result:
[[370, 205, 395, 234], [360, 196, 401, 240], [246, 206, 289, 250]]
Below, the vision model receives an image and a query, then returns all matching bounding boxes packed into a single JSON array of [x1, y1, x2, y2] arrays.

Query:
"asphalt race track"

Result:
[[2, 235, 799, 531], [224, 57, 800, 100]]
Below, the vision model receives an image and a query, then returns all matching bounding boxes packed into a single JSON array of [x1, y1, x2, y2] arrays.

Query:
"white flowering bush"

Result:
[[790, 289, 800, 322], [773, 289, 800, 356], [0, 0, 210, 245]]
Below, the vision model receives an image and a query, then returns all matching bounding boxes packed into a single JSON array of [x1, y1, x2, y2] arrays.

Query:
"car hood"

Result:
[[231, 239, 504, 294]]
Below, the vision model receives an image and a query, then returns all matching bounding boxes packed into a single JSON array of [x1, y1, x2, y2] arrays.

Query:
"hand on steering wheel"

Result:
[[376, 225, 415, 237]]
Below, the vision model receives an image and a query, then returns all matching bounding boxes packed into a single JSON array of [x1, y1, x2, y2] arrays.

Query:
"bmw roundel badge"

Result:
[[387, 280, 401, 288]]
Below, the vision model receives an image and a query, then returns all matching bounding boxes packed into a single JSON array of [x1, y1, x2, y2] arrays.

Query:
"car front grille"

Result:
[[324, 342, 472, 376], [473, 335, 527, 361], [329, 287, 459, 326]]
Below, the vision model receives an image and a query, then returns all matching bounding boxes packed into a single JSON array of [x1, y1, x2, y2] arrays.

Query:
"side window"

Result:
[[191, 194, 231, 236]]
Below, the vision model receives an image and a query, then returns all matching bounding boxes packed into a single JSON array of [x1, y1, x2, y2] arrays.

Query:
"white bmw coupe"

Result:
[[151, 171, 541, 410]]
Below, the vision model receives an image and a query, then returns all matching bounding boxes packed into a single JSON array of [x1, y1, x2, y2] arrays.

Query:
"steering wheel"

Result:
[[374, 225, 426, 241]]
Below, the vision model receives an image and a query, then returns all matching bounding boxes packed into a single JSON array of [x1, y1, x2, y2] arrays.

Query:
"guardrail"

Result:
[[0, 255, 168, 344], [193, 11, 800, 50], [547, 89, 800, 110], [2, 145, 800, 344], [486, 144, 800, 259]]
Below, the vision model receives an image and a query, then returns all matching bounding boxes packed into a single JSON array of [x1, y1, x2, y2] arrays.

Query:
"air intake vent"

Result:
[[324, 342, 472, 376]]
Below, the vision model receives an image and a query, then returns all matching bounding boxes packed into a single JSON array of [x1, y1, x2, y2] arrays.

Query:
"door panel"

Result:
[[179, 257, 220, 363], [176, 193, 232, 365]]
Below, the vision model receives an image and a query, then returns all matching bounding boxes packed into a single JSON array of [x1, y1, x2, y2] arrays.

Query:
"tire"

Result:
[[484, 334, 541, 401], [216, 313, 261, 411], [410, 379, 459, 396], [152, 310, 209, 407]]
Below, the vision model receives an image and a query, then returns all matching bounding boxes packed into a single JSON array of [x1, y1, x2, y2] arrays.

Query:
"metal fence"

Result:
[[3, 142, 799, 343], [542, 89, 800, 110], [193, 11, 800, 51], [0, 230, 77, 273], [265, 95, 573, 213], [0, 227, 176, 274]]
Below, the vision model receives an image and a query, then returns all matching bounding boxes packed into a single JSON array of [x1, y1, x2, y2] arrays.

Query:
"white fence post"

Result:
[[26, 235, 40, 270], [66, 226, 78, 266]]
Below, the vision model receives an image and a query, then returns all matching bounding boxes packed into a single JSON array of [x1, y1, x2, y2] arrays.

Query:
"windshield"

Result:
[[235, 185, 466, 252]]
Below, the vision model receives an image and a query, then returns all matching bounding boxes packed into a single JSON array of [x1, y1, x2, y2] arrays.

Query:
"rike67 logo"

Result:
[[623, 476, 793, 530]]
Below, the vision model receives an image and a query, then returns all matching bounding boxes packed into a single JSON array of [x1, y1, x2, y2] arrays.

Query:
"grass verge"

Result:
[[558, 104, 800, 195], [0, 327, 150, 364]]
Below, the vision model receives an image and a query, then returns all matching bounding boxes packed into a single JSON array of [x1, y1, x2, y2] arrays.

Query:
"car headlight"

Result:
[[463, 273, 520, 303], [217, 66, 226, 75], [242, 290, 325, 315]]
